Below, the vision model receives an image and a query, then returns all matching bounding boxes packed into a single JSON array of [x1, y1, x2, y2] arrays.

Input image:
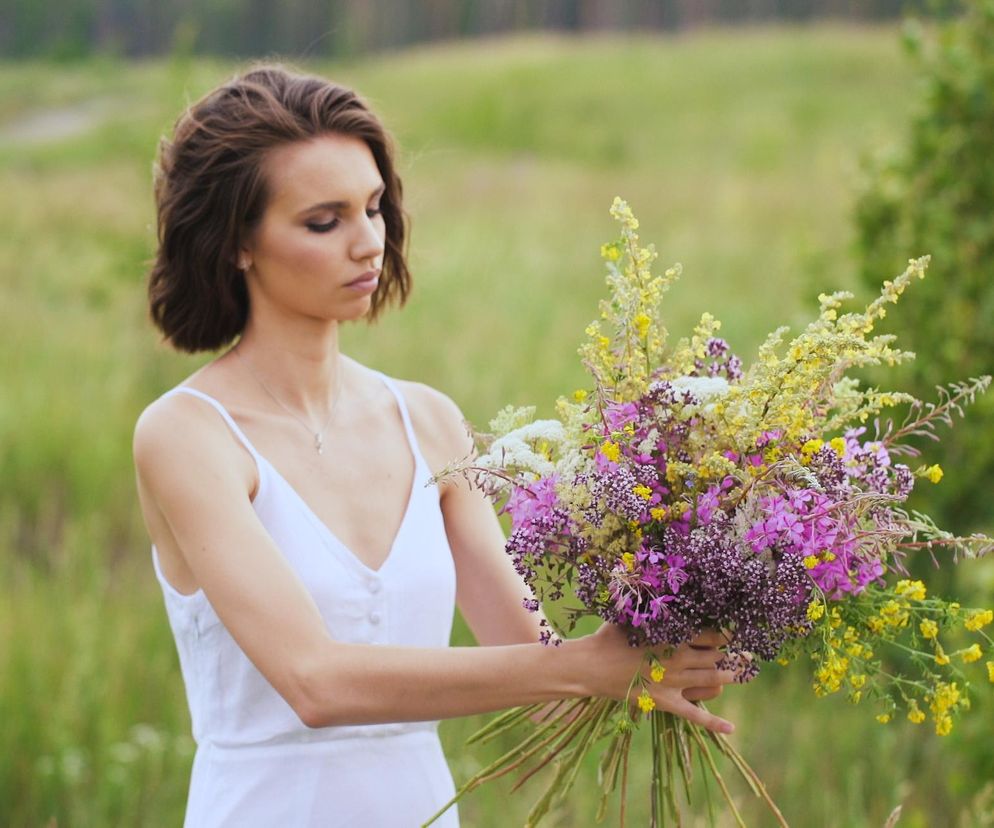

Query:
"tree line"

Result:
[[2, 0, 936, 60]]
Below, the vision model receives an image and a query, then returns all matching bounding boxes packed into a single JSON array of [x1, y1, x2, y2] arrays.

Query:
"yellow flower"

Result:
[[908, 706, 926, 724], [829, 436, 847, 457], [964, 609, 994, 632], [919, 618, 938, 640], [960, 644, 983, 664], [621, 552, 636, 572], [650, 664, 666, 683], [895, 580, 926, 602], [850, 674, 867, 690], [633, 312, 651, 338], [637, 690, 656, 713], [800, 438, 824, 462], [572, 389, 589, 403], [987, 661, 994, 683], [600, 441, 621, 463], [803, 555, 819, 570], [925, 464, 944, 484], [806, 600, 825, 622], [935, 646, 950, 666], [876, 713, 891, 724], [599, 242, 622, 262], [649, 507, 667, 521], [633, 484, 652, 500], [935, 716, 953, 736]]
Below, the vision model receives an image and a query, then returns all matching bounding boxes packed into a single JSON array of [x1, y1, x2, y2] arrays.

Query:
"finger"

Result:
[[676, 646, 728, 669], [689, 629, 727, 649], [683, 686, 723, 702], [677, 667, 739, 687], [665, 695, 734, 734]]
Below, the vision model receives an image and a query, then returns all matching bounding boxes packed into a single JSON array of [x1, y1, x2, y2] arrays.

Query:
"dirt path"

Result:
[[0, 99, 116, 144]]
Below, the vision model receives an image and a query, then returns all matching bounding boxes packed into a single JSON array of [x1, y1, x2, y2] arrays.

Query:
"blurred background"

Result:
[[2, 0, 992, 825]]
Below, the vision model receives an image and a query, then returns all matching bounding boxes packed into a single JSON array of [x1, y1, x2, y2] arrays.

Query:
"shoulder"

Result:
[[133, 389, 254, 496]]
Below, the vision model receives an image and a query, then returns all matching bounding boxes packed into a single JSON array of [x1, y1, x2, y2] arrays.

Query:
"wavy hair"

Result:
[[148, 64, 411, 352]]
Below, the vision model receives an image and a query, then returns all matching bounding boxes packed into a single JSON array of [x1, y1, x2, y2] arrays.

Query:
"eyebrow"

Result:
[[298, 183, 386, 215]]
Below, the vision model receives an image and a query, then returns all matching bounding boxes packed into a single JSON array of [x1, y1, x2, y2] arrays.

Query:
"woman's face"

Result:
[[240, 133, 386, 323]]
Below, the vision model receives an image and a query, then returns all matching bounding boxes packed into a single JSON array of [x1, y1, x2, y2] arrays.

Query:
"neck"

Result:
[[234, 313, 345, 421]]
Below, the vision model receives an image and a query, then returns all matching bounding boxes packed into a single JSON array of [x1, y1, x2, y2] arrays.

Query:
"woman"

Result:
[[133, 64, 738, 827]]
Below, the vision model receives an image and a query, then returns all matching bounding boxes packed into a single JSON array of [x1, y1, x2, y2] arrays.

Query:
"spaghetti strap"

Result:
[[372, 372, 428, 473], [163, 386, 263, 465]]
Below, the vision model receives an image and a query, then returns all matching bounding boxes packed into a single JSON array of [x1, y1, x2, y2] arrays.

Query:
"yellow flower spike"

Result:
[[986, 662, 994, 683], [935, 717, 953, 736], [960, 644, 983, 664], [620, 552, 635, 572], [876, 713, 891, 724], [850, 674, 867, 690], [633, 484, 652, 500], [908, 706, 926, 724], [919, 618, 938, 640], [649, 507, 667, 521], [806, 600, 825, 622], [650, 664, 666, 683], [637, 690, 656, 713], [935, 644, 950, 666], [964, 609, 994, 631]]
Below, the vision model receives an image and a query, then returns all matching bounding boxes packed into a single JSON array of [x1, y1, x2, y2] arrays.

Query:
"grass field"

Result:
[[2, 25, 993, 826]]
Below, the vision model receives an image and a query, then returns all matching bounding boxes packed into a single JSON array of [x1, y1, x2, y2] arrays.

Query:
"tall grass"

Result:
[[2, 27, 992, 826]]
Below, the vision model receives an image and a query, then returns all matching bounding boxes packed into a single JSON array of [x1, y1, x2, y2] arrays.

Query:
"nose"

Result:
[[352, 212, 385, 265]]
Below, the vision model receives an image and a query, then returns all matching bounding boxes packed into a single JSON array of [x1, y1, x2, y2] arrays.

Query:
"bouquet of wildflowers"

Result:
[[427, 199, 993, 827]]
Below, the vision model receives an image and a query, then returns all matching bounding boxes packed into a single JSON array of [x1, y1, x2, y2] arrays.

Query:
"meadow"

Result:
[[2, 25, 993, 826]]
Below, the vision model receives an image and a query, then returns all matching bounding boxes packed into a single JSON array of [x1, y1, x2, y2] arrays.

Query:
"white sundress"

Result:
[[151, 374, 460, 827]]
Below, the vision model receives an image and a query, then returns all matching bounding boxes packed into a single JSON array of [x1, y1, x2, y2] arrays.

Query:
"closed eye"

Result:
[[306, 219, 338, 233]]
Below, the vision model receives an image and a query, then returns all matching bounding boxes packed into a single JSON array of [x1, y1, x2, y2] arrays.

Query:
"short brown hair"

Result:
[[148, 64, 411, 352]]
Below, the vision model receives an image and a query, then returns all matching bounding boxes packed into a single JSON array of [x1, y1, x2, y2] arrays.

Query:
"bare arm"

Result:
[[134, 395, 736, 733]]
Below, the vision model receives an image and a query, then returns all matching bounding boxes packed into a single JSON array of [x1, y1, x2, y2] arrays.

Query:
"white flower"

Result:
[[669, 376, 730, 401], [478, 436, 555, 479], [505, 419, 567, 444]]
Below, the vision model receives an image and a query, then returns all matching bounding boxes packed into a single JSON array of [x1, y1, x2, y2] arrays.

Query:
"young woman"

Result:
[[133, 64, 738, 827]]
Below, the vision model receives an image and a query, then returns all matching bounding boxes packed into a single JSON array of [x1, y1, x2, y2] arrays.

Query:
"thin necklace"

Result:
[[234, 346, 344, 455]]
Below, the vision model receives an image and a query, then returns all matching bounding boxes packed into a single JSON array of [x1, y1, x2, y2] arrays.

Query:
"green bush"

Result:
[[854, 0, 994, 534]]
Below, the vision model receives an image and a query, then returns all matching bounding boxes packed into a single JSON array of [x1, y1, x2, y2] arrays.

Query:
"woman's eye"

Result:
[[366, 207, 383, 219], [306, 219, 338, 233]]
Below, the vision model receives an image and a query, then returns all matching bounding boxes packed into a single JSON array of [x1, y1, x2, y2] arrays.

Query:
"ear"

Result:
[[233, 240, 253, 272]]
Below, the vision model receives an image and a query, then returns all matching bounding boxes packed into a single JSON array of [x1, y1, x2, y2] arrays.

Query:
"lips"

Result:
[[346, 269, 380, 287]]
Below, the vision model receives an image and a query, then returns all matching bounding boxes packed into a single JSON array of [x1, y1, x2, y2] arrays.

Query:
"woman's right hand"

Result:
[[578, 623, 738, 734]]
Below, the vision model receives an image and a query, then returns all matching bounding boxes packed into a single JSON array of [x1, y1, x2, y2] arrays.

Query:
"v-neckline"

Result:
[[172, 378, 424, 578], [259, 452, 420, 577]]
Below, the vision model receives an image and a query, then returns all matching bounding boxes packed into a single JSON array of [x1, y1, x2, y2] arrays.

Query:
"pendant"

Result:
[[315, 433, 323, 454]]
